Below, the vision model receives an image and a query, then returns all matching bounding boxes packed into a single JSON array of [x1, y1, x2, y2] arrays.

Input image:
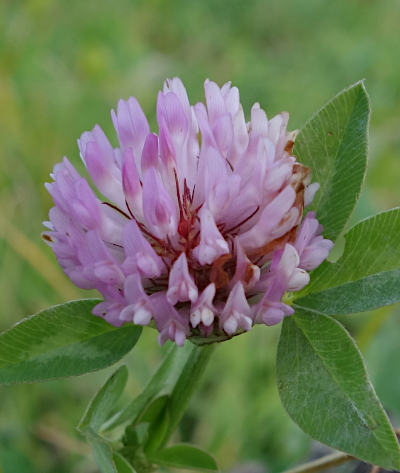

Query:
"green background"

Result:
[[0, 0, 399, 471]]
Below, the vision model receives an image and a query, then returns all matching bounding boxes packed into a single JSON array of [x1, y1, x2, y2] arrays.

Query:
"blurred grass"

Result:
[[0, 0, 400, 471]]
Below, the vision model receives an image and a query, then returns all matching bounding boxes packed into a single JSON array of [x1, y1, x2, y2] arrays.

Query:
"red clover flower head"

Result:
[[43, 78, 333, 346]]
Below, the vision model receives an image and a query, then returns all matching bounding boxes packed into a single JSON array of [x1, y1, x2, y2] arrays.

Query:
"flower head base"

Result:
[[43, 78, 333, 346]]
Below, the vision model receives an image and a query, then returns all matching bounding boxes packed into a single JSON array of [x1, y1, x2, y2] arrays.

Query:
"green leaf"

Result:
[[294, 81, 369, 241], [0, 299, 142, 384], [103, 343, 194, 431], [77, 366, 132, 473], [160, 344, 214, 448], [139, 394, 169, 424], [150, 444, 218, 472], [120, 425, 150, 472], [293, 208, 400, 314], [140, 396, 170, 454], [86, 429, 117, 473], [110, 344, 214, 455], [77, 366, 142, 473], [276, 310, 400, 469], [113, 452, 137, 473], [114, 345, 214, 458], [79, 365, 128, 433], [122, 395, 171, 455], [145, 408, 169, 454]]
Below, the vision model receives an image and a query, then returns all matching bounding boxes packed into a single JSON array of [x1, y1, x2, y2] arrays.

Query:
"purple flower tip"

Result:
[[43, 78, 333, 345]]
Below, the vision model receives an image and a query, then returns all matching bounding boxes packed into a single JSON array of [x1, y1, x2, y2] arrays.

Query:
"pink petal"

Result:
[[111, 97, 150, 169], [167, 253, 198, 305], [122, 148, 143, 219], [83, 140, 125, 208], [141, 133, 159, 173], [220, 282, 252, 335], [120, 274, 153, 325], [239, 185, 296, 250], [142, 167, 178, 239], [122, 219, 164, 278], [192, 208, 229, 265], [190, 283, 216, 328]]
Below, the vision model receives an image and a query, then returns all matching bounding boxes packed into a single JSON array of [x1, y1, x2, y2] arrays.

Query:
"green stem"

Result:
[[102, 344, 189, 431], [160, 343, 215, 447], [281, 452, 354, 473]]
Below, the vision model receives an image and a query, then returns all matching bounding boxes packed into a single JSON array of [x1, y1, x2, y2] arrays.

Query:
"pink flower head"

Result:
[[43, 78, 332, 345]]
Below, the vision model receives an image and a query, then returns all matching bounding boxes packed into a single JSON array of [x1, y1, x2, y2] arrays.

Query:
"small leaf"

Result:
[[113, 452, 137, 473], [120, 426, 150, 472], [160, 344, 214, 448], [140, 396, 170, 454], [150, 444, 218, 472], [86, 429, 117, 473], [0, 299, 142, 384], [77, 366, 135, 473], [138, 394, 169, 424], [294, 81, 369, 241], [103, 343, 194, 431], [79, 365, 128, 433], [294, 208, 400, 314], [276, 310, 400, 469], [122, 395, 170, 455], [145, 409, 169, 454]]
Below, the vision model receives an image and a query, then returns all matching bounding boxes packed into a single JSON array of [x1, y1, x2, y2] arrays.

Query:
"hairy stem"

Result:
[[160, 343, 215, 447], [283, 427, 400, 473], [281, 452, 354, 473]]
